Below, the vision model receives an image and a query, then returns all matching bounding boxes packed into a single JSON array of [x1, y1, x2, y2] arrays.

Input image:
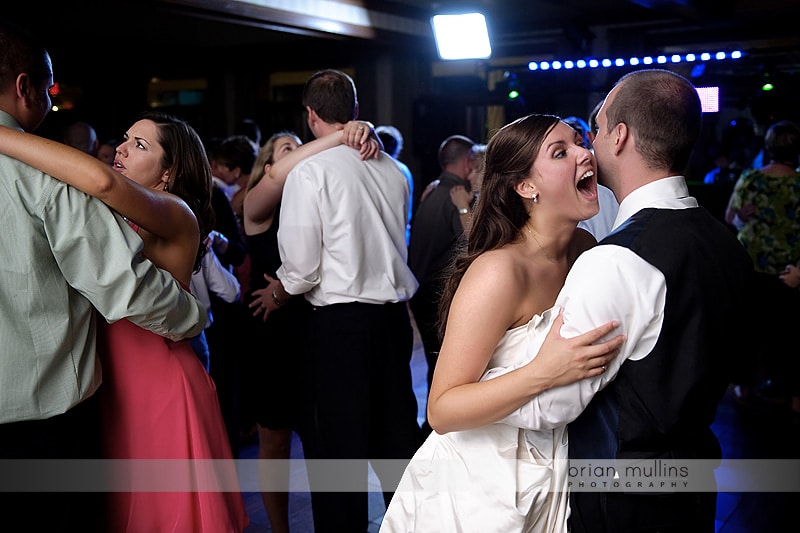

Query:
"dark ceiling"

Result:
[[5, 0, 799, 178], [6, 1, 799, 119], [8, 0, 800, 71]]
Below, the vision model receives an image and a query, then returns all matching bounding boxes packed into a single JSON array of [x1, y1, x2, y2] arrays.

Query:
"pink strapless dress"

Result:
[[98, 316, 249, 533]]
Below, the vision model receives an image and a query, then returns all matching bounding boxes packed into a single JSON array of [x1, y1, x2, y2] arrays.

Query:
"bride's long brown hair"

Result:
[[436, 114, 561, 338]]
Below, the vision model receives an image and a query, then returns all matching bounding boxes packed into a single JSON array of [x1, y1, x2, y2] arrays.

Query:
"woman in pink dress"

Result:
[[0, 112, 249, 532]]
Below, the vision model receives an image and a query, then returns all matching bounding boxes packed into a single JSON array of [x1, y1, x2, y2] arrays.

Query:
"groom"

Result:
[[525, 69, 754, 532]]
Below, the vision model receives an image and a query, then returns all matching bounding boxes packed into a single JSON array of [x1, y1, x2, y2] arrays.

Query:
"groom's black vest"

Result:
[[568, 207, 754, 461]]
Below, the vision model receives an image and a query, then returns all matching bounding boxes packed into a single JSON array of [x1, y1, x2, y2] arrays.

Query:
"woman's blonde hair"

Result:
[[246, 131, 302, 193]]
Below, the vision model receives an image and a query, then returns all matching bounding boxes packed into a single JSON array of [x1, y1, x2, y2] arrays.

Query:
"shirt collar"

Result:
[[612, 176, 698, 230], [0, 110, 21, 129]]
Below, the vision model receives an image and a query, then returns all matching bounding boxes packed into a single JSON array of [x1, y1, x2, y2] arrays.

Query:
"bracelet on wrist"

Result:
[[271, 289, 284, 307]]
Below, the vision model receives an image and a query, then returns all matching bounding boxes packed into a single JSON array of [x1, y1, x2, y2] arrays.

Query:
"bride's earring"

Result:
[[532, 192, 539, 203]]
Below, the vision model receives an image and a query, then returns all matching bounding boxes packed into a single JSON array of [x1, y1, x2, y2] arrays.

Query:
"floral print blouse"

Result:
[[729, 168, 800, 275]]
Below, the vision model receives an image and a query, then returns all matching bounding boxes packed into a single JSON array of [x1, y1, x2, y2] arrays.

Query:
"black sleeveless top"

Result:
[[245, 205, 282, 293]]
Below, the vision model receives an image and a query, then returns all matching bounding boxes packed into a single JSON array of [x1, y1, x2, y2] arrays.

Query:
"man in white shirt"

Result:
[[512, 69, 755, 532], [267, 69, 422, 533]]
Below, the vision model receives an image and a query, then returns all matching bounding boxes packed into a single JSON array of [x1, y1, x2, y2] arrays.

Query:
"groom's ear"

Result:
[[612, 121, 628, 155]]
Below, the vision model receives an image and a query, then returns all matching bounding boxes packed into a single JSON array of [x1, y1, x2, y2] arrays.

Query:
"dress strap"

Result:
[[123, 216, 140, 233]]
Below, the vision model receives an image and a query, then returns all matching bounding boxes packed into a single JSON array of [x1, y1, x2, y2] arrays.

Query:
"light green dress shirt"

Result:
[[0, 111, 206, 423]]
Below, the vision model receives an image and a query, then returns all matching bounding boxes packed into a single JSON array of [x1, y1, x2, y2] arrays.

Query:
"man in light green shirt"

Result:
[[0, 22, 205, 531]]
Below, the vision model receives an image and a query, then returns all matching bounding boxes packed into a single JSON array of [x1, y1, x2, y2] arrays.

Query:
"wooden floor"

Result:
[[239, 322, 800, 532]]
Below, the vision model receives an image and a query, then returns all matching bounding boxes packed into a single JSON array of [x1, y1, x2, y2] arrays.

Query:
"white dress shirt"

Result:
[[277, 145, 418, 306], [190, 247, 241, 329]]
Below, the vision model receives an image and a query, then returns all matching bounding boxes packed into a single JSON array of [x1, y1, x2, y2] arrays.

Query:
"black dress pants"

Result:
[[296, 301, 423, 533], [0, 394, 103, 533], [569, 490, 717, 533]]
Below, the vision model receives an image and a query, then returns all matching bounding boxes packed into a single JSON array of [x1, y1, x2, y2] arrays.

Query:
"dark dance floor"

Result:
[[241, 321, 800, 532]]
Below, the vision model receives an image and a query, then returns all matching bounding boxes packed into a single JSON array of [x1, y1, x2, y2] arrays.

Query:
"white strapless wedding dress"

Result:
[[381, 312, 569, 533]]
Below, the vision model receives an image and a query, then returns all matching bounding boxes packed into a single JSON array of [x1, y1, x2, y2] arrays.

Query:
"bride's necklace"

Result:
[[526, 226, 557, 263]]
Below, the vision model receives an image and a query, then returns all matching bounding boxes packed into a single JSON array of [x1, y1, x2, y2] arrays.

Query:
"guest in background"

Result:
[[235, 117, 263, 147], [726, 119, 800, 271], [408, 134, 476, 403], [257, 69, 422, 533], [63, 119, 98, 156], [189, 232, 242, 372], [0, 109, 249, 531], [466, 142, 486, 198], [203, 131, 254, 453], [725, 119, 800, 409], [377, 124, 415, 245], [209, 134, 258, 224], [96, 137, 116, 165], [444, 142, 489, 236], [0, 23, 207, 532], [242, 130, 308, 533], [563, 115, 591, 146], [205, 162, 251, 456], [244, 123, 380, 532], [703, 141, 744, 185]]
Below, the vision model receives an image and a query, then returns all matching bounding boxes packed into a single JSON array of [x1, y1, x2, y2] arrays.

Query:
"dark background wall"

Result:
[[6, 1, 800, 198]]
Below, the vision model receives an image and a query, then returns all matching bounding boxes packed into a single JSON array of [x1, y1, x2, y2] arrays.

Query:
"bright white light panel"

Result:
[[432, 13, 491, 60]]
